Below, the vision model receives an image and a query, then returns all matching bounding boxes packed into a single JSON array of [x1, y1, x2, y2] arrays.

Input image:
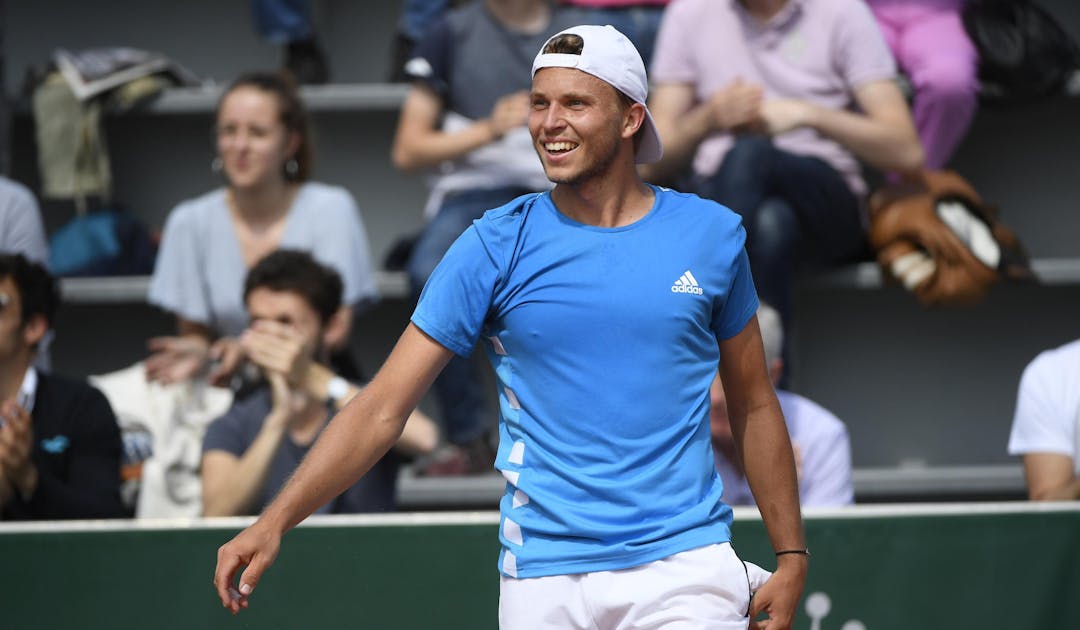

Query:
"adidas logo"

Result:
[[671, 270, 704, 295]]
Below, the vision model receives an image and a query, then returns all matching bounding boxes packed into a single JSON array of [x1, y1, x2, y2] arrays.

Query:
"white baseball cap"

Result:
[[532, 24, 663, 164]]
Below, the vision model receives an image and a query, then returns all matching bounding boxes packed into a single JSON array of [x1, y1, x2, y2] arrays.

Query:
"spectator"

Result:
[[1007, 338, 1080, 501], [710, 303, 854, 508], [557, 0, 669, 67], [391, 0, 586, 475], [147, 71, 378, 388], [252, 0, 329, 84], [868, 0, 979, 170], [0, 176, 48, 266], [646, 0, 923, 366], [201, 250, 438, 517], [0, 176, 53, 372], [387, 0, 457, 82], [0, 254, 126, 520]]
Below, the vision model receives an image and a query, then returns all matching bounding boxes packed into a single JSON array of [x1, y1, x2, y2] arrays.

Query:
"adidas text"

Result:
[[671, 284, 704, 295]]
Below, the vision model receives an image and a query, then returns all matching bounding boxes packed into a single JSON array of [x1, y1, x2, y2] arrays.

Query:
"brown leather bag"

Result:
[[868, 170, 1035, 306]]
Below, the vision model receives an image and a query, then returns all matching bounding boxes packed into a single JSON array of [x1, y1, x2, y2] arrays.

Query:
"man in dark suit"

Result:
[[0, 253, 126, 520]]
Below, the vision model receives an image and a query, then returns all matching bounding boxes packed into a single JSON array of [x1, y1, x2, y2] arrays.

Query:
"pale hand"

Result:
[[266, 372, 307, 427], [487, 90, 531, 139], [240, 320, 311, 387], [145, 335, 211, 384], [709, 79, 764, 133], [758, 99, 812, 135], [0, 399, 35, 499], [208, 337, 246, 387]]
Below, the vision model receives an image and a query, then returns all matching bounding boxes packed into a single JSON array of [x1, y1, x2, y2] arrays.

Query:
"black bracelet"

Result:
[[775, 549, 811, 557]]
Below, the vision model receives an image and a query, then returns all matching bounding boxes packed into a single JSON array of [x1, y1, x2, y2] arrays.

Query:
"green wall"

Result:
[[3, 505, 1079, 629]]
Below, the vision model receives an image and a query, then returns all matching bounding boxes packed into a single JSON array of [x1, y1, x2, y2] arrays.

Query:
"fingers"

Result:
[[219, 340, 245, 368], [146, 336, 178, 351], [214, 543, 244, 612], [0, 400, 26, 425], [242, 329, 304, 379], [491, 91, 530, 134], [238, 554, 268, 600], [147, 336, 211, 384], [748, 591, 764, 620], [242, 335, 288, 374]]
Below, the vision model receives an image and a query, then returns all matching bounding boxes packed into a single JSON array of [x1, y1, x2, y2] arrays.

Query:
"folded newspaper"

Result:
[[54, 47, 199, 101]]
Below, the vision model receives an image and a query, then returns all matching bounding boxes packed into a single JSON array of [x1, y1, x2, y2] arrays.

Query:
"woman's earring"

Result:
[[211, 156, 223, 174], [285, 158, 299, 178]]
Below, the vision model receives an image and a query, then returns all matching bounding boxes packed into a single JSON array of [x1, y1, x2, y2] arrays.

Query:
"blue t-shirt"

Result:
[[412, 186, 758, 578]]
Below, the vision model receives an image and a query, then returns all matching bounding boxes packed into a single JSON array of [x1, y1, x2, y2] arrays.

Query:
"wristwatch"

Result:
[[325, 375, 350, 408]]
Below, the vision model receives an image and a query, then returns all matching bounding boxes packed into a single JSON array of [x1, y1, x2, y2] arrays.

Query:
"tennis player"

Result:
[[214, 24, 807, 629]]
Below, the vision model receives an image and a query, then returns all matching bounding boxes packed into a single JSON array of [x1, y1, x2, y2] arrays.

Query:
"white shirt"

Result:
[[18, 365, 37, 413], [1008, 339, 1080, 475], [716, 389, 854, 507]]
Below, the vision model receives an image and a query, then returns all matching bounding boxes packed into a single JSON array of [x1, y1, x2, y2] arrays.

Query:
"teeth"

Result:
[[545, 142, 577, 152]]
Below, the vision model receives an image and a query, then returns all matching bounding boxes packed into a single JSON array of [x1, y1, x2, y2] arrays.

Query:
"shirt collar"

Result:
[[731, 0, 804, 31]]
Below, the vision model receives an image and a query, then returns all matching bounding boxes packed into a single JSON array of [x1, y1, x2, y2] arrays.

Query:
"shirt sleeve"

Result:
[[712, 236, 759, 341], [410, 223, 501, 357], [1008, 357, 1074, 457], [833, 0, 897, 88], [202, 397, 262, 457], [148, 204, 212, 325], [0, 183, 49, 266], [650, 0, 699, 85], [403, 16, 453, 98]]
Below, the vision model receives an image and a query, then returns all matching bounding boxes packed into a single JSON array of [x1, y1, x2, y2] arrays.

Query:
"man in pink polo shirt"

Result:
[[646, 0, 923, 368]]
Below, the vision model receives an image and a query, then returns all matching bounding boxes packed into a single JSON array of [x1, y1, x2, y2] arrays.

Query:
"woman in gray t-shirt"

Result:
[[147, 72, 378, 385]]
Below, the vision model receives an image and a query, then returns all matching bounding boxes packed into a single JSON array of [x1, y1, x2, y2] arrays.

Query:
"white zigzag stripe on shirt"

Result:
[[671, 270, 704, 295]]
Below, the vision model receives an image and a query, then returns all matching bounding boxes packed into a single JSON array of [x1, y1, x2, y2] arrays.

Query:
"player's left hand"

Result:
[[748, 553, 808, 630]]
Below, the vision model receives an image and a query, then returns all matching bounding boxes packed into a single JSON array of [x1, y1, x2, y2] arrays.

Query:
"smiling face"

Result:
[[529, 67, 639, 187], [215, 86, 299, 191]]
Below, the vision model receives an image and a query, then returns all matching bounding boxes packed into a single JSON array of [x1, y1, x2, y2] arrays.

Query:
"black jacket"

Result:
[[2, 373, 127, 520]]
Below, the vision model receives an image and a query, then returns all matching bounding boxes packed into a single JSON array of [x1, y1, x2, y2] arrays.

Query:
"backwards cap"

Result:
[[532, 24, 663, 164]]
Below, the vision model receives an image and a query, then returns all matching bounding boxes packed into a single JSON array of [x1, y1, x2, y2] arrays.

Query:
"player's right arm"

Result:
[[212, 323, 454, 614]]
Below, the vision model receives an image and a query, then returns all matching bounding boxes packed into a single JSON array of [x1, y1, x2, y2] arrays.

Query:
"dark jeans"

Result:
[[407, 186, 532, 445], [695, 137, 867, 374]]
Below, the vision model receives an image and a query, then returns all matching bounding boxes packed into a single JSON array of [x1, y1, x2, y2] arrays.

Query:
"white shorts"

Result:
[[498, 543, 753, 630]]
